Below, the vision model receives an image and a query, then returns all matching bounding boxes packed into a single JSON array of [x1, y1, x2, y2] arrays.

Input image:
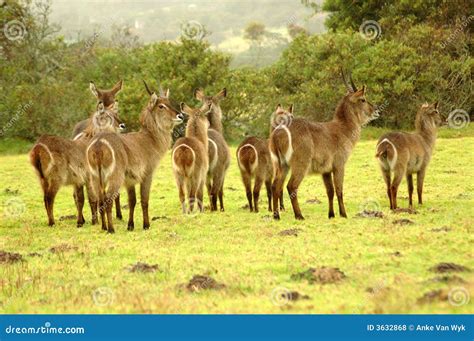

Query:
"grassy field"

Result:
[[0, 128, 473, 314]]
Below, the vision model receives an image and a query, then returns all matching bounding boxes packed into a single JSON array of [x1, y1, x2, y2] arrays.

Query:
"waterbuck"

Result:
[[86, 90, 182, 233], [172, 102, 211, 213], [375, 102, 441, 209], [236, 104, 292, 212], [30, 102, 122, 227], [72, 80, 125, 220], [270, 72, 378, 220], [195, 88, 231, 211], [72, 80, 123, 139]]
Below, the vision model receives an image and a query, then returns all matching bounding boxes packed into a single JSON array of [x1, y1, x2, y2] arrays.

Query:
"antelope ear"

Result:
[[150, 93, 159, 107], [111, 79, 123, 95], [276, 103, 282, 110], [434, 101, 439, 110], [164, 88, 170, 99], [354, 85, 366, 97], [97, 101, 105, 113], [90, 81, 99, 98], [180, 102, 192, 114], [194, 88, 205, 102], [215, 88, 227, 100], [288, 104, 294, 114]]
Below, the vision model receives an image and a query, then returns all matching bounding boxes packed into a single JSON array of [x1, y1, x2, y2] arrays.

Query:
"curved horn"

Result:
[[348, 72, 357, 92], [143, 80, 153, 96], [340, 68, 353, 93]]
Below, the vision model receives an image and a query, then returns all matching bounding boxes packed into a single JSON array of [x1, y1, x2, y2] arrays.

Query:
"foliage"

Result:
[[0, 0, 472, 142]]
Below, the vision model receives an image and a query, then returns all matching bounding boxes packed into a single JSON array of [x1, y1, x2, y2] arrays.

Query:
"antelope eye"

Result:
[[158, 104, 165, 109], [360, 99, 366, 103]]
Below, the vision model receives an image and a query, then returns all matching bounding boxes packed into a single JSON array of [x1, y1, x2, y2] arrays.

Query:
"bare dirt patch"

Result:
[[392, 218, 415, 226], [27, 252, 42, 257], [278, 228, 301, 237], [393, 208, 417, 214], [0, 250, 23, 264], [431, 226, 452, 232], [291, 267, 346, 284], [151, 216, 170, 221], [278, 291, 310, 302], [49, 244, 78, 254], [4, 188, 19, 195], [127, 262, 160, 273], [428, 275, 467, 284], [356, 210, 384, 218], [305, 198, 321, 204], [59, 215, 76, 221], [185, 275, 226, 292], [417, 289, 449, 304], [430, 263, 470, 273]]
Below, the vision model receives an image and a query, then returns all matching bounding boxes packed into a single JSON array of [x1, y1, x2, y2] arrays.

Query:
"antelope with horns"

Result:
[[172, 102, 211, 213], [270, 71, 378, 220], [72, 80, 124, 139], [195, 88, 230, 211], [87, 90, 182, 233], [375, 102, 442, 210], [30, 102, 122, 227], [236, 104, 292, 212], [72, 80, 125, 221]]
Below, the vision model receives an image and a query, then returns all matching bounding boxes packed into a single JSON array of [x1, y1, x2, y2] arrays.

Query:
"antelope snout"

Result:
[[174, 113, 184, 123]]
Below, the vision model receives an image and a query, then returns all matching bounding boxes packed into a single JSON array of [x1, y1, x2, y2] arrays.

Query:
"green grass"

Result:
[[0, 134, 473, 314]]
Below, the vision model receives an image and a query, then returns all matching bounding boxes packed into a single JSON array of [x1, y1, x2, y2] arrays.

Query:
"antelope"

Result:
[[194, 88, 230, 211], [270, 71, 378, 220], [86, 90, 182, 233], [72, 80, 125, 221], [30, 102, 122, 227], [72, 80, 123, 139], [172, 102, 211, 213], [375, 102, 441, 210], [236, 104, 292, 212]]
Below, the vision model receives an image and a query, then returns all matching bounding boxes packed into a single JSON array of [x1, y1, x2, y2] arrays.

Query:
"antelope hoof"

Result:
[[48, 221, 55, 227], [340, 213, 347, 218], [107, 229, 115, 234], [127, 222, 134, 231], [77, 222, 83, 228], [273, 213, 280, 220], [295, 214, 305, 220], [220, 207, 225, 212], [328, 212, 335, 219], [116, 214, 123, 220], [143, 224, 150, 230]]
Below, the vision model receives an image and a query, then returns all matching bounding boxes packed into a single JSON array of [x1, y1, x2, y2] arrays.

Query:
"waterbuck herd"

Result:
[[29, 72, 443, 233]]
